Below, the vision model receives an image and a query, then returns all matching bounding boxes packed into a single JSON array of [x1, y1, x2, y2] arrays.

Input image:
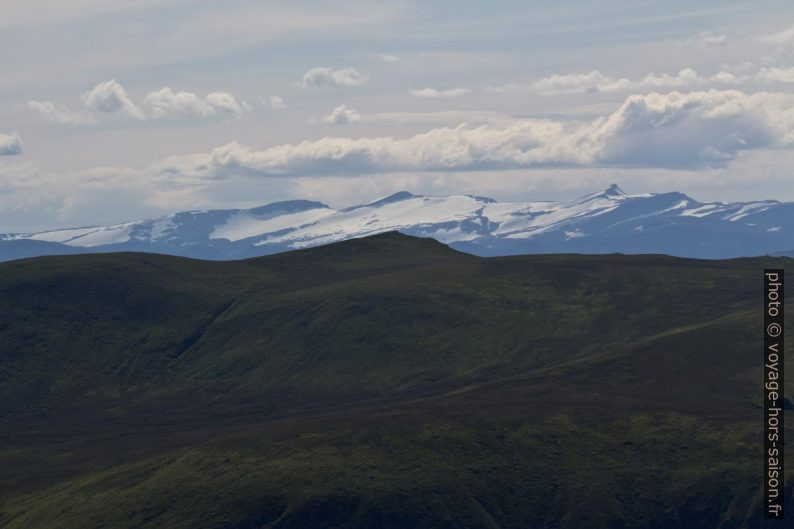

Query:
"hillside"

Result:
[[0, 232, 791, 528]]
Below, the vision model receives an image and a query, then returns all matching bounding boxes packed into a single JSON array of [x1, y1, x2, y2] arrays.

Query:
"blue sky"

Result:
[[2, 0, 794, 231]]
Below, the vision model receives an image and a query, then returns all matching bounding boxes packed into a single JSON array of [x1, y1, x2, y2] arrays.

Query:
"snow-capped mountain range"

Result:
[[2, 184, 793, 261]]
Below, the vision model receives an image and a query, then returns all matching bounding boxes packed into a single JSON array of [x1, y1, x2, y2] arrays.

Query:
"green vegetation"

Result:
[[0, 232, 791, 528]]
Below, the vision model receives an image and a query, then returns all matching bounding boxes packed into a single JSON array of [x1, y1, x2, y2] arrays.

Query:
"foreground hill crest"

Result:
[[1, 234, 791, 528]]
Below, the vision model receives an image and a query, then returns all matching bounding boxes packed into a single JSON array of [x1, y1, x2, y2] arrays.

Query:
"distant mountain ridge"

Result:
[[2, 184, 792, 261]]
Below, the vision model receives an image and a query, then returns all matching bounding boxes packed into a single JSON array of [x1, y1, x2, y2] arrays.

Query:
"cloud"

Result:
[[756, 24, 794, 63], [318, 104, 362, 124], [410, 87, 470, 98], [0, 132, 22, 155], [142, 87, 249, 119], [530, 66, 794, 95], [756, 67, 794, 84], [361, 110, 514, 126], [760, 24, 794, 46], [483, 83, 520, 93], [267, 95, 287, 110], [378, 53, 401, 63], [81, 79, 145, 119], [694, 31, 728, 47], [531, 71, 616, 95], [28, 101, 96, 125], [309, 108, 514, 127], [0, 160, 211, 233], [530, 68, 745, 95], [29, 80, 249, 125], [155, 90, 794, 178], [590, 90, 794, 167], [301, 67, 367, 88]]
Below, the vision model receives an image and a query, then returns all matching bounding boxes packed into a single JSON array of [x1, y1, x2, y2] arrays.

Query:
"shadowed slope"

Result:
[[0, 233, 791, 528]]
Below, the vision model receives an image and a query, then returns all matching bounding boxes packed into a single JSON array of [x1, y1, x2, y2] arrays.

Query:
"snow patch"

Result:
[[28, 224, 135, 246], [657, 200, 689, 214], [150, 218, 175, 240], [680, 204, 718, 217], [211, 208, 333, 241]]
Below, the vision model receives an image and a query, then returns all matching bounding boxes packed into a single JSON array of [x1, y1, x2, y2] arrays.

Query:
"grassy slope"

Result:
[[0, 232, 791, 528]]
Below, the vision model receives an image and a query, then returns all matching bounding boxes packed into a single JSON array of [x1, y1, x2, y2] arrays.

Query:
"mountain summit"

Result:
[[603, 183, 626, 197], [1, 185, 791, 261]]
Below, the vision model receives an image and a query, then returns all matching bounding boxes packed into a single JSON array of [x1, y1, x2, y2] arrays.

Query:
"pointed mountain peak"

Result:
[[578, 183, 628, 202]]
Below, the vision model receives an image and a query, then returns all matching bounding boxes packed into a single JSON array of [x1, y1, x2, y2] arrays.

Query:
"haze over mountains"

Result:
[[2, 184, 793, 262]]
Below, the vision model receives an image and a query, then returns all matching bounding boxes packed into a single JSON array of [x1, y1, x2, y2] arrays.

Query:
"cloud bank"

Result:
[[156, 90, 794, 178], [0, 132, 22, 155]]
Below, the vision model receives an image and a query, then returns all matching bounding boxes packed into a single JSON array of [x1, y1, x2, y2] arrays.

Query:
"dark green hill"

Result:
[[0, 232, 791, 528]]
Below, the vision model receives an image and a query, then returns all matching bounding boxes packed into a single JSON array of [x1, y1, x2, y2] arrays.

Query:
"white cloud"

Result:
[[759, 24, 794, 46], [311, 108, 514, 127], [142, 87, 249, 119], [590, 90, 794, 167], [267, 95, 287, 110], [483, 83, 520, 93], [154, 90, 794, 178], [301, 66, 367, 88], [0, 132, 22, 155], [206, 91, 249, 115], [755, 24, 794, 63], [81, 79, 145, 119], [0, 161, 210, 233], [410, 87, 470, 98], [318, 104, 362, 124], [29, 80, 249, 125], [531, 71, 615, 95], [530, 66, 794, 96], [530, 68, 745, 95], [27, 100, 96, 125], [756, 67, 794, 84], [362, 110, 514, 126], [694, 31, 728, 47], [378, 53, 401, 63]]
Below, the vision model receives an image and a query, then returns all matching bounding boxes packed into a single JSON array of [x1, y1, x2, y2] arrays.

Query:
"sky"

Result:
[[2, 0, 794, 232]]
